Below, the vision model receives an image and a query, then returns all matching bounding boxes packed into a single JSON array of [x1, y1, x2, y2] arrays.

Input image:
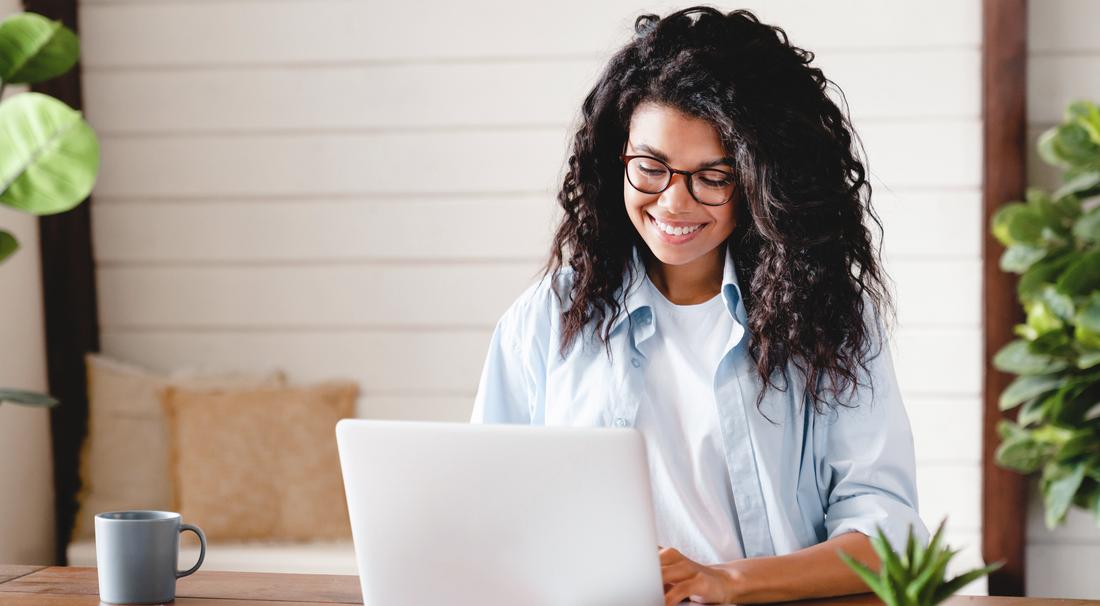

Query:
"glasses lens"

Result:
[[626, 157, 670, 194], [691, 169, 736, 205]]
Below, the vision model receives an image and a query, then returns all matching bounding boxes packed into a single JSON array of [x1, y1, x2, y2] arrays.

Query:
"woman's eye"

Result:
[[697, 173, 733, 188], [638, 165, 665, 176]]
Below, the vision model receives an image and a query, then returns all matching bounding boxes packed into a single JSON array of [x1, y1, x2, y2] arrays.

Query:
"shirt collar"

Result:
[[608, 241, 747, 337]]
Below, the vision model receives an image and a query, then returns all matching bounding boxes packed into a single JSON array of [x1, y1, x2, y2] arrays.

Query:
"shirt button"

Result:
[[613, 418, 627, 427], [630, 357, 641, 368]]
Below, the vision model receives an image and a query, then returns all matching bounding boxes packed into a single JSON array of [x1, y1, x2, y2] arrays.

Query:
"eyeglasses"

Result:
[[620, 146, 737, 207]]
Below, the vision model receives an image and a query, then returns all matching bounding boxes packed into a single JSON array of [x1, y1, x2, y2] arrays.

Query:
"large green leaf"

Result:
[[0, 388, 58, 407], [1018, 253, 1074, 302], [1074, 205, 1100, 242], [0, 229, 17, 263], [996, 203, 1045, 245], [999, 374, 1063, 410], [1054, 171, 1100, 200], [1075, 293, 1100, 349], [1000, 244, 1047, 274], [0, 12, 78, 85], [1043, 461, 1087, 528], [993, 339, 1069, 375], [0, 92, 99, 215], [1057, 249, 1100, 295], [996, 425, 1049, 473]]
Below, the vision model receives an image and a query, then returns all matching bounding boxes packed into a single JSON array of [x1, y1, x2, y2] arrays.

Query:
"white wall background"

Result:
[[71, 0, 988, 590], [1025, 0, 1100, 599], [0, 0, 57, 567]]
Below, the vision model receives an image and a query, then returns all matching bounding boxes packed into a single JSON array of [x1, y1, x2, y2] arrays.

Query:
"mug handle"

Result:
[[176, 523, 206, 578]]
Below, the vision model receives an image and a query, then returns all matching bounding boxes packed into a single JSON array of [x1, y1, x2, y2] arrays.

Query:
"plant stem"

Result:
[[0, 80, 6, 100]]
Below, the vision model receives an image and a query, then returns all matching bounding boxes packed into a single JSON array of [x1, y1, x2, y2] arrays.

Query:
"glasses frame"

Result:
[[619, 146, 737, 207]]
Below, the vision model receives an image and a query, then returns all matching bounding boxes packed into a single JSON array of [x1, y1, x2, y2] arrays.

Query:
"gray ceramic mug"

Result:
[[94, 510, 206, 604]]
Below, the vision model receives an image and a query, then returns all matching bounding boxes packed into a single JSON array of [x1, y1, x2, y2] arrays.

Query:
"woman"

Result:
[[471, 7, 927, 605]]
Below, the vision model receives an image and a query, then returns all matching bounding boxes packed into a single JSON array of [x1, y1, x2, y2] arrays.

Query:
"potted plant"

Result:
[[839, 520, 1002, 606], [991, 99, 1100, 527], [0, 10, 100, 410]]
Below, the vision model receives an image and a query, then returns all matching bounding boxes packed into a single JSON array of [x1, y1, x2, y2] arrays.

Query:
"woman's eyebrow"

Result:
[[632, 142, 734, 170]]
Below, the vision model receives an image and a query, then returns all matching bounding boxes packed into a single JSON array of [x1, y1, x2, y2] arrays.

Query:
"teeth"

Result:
[[653, 217, 702, 236]]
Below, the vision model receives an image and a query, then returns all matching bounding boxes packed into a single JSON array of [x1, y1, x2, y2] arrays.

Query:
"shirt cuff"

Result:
[[825, 493, 929, 554]]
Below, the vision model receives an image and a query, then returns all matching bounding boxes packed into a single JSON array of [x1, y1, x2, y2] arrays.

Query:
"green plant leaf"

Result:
[[1069, 100, 1100, 144], [0, 389, 58, 407], [1055, 430, 1097, 462], [0, 12, 79, 85], [0, 229, 18, 263], [1018, 253, 1074, 303], [1076, 293, 1100, 349], [0, 92, 99, 215], [999, 374, 1063, 410], [1074, 205, 1100, 242], [1000, 244, 1047, 273], [993, 340, 1069, 375], [1018, 394, 1052, 427], [1077, 349, 1100, 370], [929, 562, 1004, 606], [870, 526, 907, 589], [1055, 171, 1100, 200], [1027, 299, 1065, 336], [992, 202, 1028, 246], [996, 427, 1049, 473], [838, 550, 890, 604], [1057, 250, 1100, 296], [1043, 461, 1088, 528], [913, 547, 957, 606]]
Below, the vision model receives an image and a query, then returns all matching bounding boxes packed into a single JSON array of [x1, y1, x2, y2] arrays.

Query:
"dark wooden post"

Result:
[[22, 0, 100, 565], [982, 0, 1028, 596]]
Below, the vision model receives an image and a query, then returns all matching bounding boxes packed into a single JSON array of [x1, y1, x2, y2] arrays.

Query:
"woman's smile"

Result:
[[647, 211, 709, 243]]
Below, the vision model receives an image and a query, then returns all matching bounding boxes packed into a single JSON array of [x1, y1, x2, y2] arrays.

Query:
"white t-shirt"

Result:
[[633, 275, 745, 564]]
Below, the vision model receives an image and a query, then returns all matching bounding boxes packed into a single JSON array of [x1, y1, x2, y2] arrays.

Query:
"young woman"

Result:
[[471, 7, 926, 605]]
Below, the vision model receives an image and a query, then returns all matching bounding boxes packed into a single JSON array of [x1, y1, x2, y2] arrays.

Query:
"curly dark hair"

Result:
[[544, 6, 893, 413]]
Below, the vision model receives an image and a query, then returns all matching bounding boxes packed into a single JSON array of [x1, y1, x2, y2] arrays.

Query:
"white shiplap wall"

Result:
[[0, 0, 55, 566], [78, 0, 986, 587], [1026, 0, 1100, 599]]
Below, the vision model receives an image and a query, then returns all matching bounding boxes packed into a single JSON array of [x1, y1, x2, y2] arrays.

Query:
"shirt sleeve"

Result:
[[817, 315, 929, 553], [469, 279, 550, 425]]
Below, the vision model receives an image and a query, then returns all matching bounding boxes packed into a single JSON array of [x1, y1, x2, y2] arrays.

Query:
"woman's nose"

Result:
[[658, 173, 696, 213]]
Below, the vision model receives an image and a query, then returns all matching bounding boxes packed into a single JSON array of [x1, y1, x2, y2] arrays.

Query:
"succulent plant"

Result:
[[838, 519, 1002, 606]]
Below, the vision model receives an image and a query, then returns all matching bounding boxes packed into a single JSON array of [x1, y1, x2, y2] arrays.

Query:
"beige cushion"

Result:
[[72, 354, 287, 540], [162, 380, 358, 541]]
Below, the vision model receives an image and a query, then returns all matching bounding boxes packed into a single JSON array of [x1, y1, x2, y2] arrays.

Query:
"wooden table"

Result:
[[1, 564, 1097, 605]]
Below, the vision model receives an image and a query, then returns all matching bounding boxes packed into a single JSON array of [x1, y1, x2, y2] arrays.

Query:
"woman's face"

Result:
[[623, 101, 738, 269]]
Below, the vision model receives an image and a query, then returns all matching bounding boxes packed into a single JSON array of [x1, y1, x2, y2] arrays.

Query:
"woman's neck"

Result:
[[643, 246, 725, 305]]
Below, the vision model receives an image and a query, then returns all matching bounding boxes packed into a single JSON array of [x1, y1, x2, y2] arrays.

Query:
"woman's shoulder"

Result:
[[494, 266, 575, 337]]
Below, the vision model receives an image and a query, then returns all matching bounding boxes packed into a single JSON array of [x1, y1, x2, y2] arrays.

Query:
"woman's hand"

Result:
[[659, 546, 745, 606]]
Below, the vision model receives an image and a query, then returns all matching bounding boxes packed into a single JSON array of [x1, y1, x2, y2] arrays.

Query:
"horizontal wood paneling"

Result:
[[90, 190, 979, 263], [77, 0, 979, 69], [82, 50, 978, 135], [94, 259, 978, 329], [908, 398, 982, 465], [92, 122, 980, 198], [92, 197, 557, 262]]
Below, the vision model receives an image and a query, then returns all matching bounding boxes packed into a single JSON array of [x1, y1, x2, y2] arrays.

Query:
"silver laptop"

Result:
[[335, 419, 664, 606]]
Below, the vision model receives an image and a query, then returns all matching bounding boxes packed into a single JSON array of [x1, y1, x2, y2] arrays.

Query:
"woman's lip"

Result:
[[647, 213, 706, 244], [646, 212, 707, 227]]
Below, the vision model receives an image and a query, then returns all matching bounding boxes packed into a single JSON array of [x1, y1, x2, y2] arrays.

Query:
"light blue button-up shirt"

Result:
[[470, 244, 928, 558]]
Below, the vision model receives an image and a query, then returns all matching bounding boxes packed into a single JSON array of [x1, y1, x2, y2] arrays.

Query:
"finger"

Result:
[[658, 547, 684, 565], [660, 559, 699, 585], [664, 577, 701, 606]]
